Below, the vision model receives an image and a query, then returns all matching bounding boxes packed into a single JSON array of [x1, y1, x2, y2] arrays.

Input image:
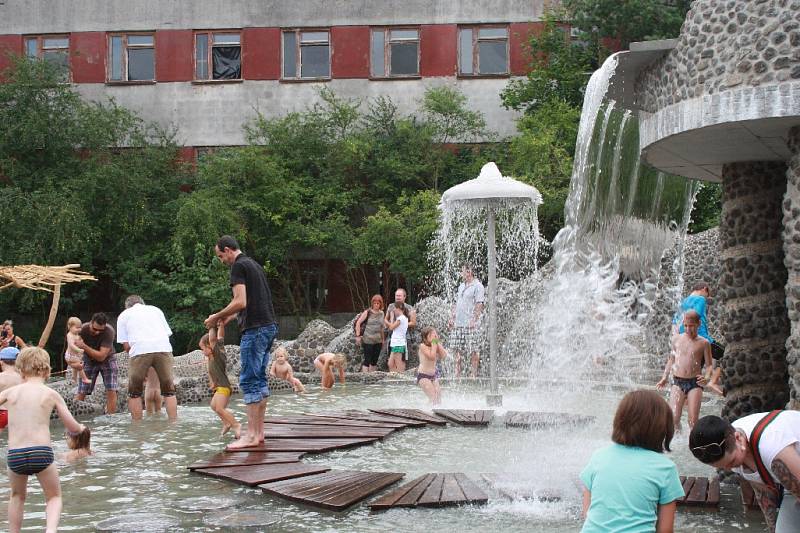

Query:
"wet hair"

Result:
[[421, 326, 436, 345], [683, 309, 700, 323], [370, 294, 384, 309], [693, 281, 710, 292], [91, 313, 108, 326], [689, 415, 736, 464], [66, 316, 82, 330], [68, 426, 91, 451], [216, 235, 240, 252], [612, 390, 674, 453], [16, 347, 51, 379], [331, 353, 347, 368], [124, 295, 144, 309]]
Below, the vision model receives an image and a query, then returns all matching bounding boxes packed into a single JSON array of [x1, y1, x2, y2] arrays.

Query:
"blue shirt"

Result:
[[674, 294, 714, 343], [580, 444, 685, 533]]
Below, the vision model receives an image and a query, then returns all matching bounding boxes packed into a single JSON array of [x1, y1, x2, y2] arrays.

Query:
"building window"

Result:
[[108, 33, 155, 82], [25, 36, 70, 79], [459, 26, 509, 76], [195, 32, 241, 80], [283, 30, 330, 79], [371, 28, 420, 78]]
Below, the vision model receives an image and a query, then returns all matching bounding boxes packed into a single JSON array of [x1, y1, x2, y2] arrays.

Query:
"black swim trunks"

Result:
[[673, 376, 702, 395]]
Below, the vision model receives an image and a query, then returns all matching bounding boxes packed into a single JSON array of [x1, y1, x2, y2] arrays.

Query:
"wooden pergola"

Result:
[[0, 264, 96, 347]]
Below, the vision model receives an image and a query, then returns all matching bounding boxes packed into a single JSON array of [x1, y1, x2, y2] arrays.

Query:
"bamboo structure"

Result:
[[0, 264, 96, 347]]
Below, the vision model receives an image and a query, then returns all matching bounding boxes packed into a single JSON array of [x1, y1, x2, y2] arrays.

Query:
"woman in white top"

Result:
[[386, 301, 409, 373], [689, 411, 800, 532]]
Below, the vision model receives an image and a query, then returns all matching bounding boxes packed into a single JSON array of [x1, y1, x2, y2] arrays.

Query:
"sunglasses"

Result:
[[690, 438, 726, 459]]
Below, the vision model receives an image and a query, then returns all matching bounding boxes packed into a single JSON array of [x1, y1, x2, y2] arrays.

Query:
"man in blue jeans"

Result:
[[205, 235, 278, 449]]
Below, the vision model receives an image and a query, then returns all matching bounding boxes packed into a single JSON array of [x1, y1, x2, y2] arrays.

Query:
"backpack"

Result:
[[354, 310, 369, 337]]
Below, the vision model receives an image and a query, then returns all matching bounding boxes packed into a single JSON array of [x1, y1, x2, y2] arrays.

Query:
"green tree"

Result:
[[688, 182, 722, 234]]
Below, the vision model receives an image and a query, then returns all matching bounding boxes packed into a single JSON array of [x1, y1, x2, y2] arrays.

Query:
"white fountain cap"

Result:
[[440, 162, 543, 206]]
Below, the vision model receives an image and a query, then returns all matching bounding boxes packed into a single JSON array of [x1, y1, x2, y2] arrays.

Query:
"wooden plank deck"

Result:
[[368, 409, 448, 426], [266, 415, 403, 429], [504, 411, 596, 429], [309, 410, 428, 428], [224, 437, 380, 453], [263, 424, 396, 440], [432, 409, 494, 426], [677, 476, 720, 508], [193, 463, 331, 487], [187, 451, 304, 471], [370, 473, 488, 510], [260, 470, 405, 511]]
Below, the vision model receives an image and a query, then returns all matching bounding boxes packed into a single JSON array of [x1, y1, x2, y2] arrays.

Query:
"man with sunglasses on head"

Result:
[[690, 411, 800, 532], [74, 313, 118, 414]]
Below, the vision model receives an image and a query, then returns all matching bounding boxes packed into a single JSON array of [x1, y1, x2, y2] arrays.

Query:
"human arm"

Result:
[[698, 342, 713, 385], [656, 354, 675, 390], [749, 481, 779, 532], [407, 308, 417, 330], [655, 501, 677, 533], [53, 391, 85, 434], [386, 312, 401, 331], [338, 365, 346, 384], [581, 487, 591, 518], [204, 284, 246, 329], [76, 337, 112, 362], [355, 311, 367, 345], [269, 360, 277, 377], [14, 336, 27, 349], [762, 444, 800, 530]]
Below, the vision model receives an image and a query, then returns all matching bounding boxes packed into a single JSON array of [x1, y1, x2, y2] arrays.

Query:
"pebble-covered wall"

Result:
[[782, 126, 800, 409], [635, 0, 800, 112], [719, 161, 790, 419]]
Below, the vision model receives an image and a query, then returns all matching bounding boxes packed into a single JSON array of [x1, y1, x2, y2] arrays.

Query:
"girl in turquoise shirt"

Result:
[[580, 390, 685, 533]]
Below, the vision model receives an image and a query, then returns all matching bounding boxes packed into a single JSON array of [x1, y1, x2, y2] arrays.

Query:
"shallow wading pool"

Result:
[[0, 383, 765, 532]]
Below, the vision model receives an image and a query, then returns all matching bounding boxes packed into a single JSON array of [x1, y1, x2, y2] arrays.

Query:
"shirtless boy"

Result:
[[270, 346, 305, 393], [313, 352, 346, 389], [0, 346, 22, 431], [656, 310, 712, 431], [417, 327, 447, 405], [0, 347, 86, 533]]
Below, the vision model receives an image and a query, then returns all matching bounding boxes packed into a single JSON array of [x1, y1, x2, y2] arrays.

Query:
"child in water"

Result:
[[61, 426, 92, 463], [64, 317, 91, 385], [580, 389, 684, 533], [269, 346, 306, 393], [199, 322, 241, 438], [313, 352, 347, 389], [416, 327, 447, 405], [0, 347, 87, 533]]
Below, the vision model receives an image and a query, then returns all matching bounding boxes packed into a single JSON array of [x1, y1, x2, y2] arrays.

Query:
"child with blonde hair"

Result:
[[64, 317, 91, 385], [0, 347, 86, 533], [313, 352, 347, 389], [269, 346, 306, 393], [199, 322, 241, 438]]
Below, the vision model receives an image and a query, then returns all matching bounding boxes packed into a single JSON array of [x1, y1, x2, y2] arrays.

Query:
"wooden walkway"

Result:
[[187, 451, 304, 471], [261, 470, 405, 511], [433, 409, 494, 426], [194, 463, 331, 487], [504, 411, 596, 429], [368, 409, 448, 426], [263, 424, 396, 440], [309, 410, 429, 428], [677, 476, 720, 508], [224, 437, 380, 453], [370, 473, 488, 510]]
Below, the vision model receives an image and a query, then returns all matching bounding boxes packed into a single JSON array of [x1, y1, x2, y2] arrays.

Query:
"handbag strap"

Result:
[[749, 410, 783, 491]]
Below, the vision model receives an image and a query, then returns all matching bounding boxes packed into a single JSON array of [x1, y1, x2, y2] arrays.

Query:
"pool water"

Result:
[[0, 383, 765, 532]]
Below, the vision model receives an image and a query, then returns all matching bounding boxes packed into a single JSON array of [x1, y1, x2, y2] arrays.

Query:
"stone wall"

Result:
[[782, 126, 800, 409], [636, 0, 800, 112], [719, 161, 790, 420]]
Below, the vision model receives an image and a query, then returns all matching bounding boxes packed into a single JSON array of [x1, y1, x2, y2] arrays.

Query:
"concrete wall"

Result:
[[0, 0, 545, 33]]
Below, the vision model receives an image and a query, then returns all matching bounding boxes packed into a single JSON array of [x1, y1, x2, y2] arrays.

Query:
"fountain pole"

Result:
[[486, 206, 502, 406]]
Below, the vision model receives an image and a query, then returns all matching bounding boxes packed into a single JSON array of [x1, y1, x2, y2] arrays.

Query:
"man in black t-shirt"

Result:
[[74, 313, 118, 414], [205, 235, 278, 449]]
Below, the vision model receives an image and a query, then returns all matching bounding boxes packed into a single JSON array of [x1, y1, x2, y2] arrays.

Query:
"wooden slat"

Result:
[[433, 409, 494, 426], [310, 410, 427, 428], [260, 470, 404, 511], [370, 475, 432, 510], [706, 479, 721, 507], [187, 451, 303, 471], [263, 425, 395, 439], [394, 474, 436, 506], [437, 474, 466, 506], [680, 477, 695, 502], [193, 463, 330, 487], [368, 409, 448, 426], [685, 477, 709, 506], [224, 437, 379, 453], [454, 473, 489, 504], [266, 415, 402, 429], [417, 474, 446, 505]]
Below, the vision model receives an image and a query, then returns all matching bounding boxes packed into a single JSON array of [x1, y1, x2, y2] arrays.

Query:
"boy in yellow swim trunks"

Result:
[[200, 322, 241, 438]]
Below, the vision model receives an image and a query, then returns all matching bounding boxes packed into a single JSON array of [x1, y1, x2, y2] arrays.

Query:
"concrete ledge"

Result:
[[638, 82, 800, 182]]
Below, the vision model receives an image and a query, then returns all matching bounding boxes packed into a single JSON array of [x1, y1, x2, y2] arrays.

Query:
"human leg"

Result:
[[126, 354, 150, 420], [669, 385, 686, 431], [470, 352, 480, 378], [397, 348, 406, 373], [7, 470, 27, 533], [290, 377, 306, 393], [211, 390, 239, 437], [708, 367, 724, 396], [99, 356, 119, 415], [253, 326, 277, 441], [151, 352, 177, 421], [36, 463, 62, 533], [75, 357, 100, 402], [228, 329, 262, 449], [686, 387, 703, 428], [417, 377, 437, 404]]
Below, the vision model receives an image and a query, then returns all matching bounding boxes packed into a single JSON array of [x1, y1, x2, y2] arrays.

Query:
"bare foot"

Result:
[[221, 424, 231, 437], [708, 383, 725, 396], [226, 436, 260, 450], [81, 377, 92, 384], [233, 423, 242, 439]]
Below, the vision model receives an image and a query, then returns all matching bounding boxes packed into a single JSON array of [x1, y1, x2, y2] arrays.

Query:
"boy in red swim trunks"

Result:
[[0, 346, 22, 431], [0, 347, 86, 533]]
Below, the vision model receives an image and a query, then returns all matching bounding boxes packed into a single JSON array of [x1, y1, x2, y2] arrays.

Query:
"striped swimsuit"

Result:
[[7, 446, 54, 475]]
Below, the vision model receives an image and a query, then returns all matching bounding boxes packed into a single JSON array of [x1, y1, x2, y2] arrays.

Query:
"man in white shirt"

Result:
[[449, 265, 485, 378], [117, 295, 177, 421]]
